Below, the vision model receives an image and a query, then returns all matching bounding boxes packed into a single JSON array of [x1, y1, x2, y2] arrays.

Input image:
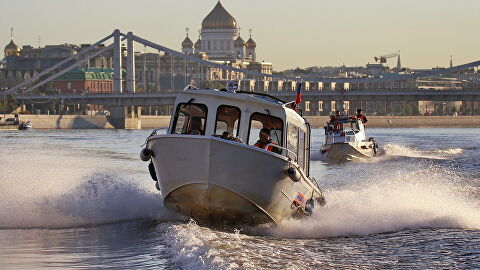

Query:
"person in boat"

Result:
[[355, 109, 368, 123], [218, 131, 243, 143], [255, 128, 282, 154], [328, 112, 344, 132], [329, 115, 337, 123], [335, 110, 341, 120], [188, 117, 204, 135], [326, 116, 336, 132]]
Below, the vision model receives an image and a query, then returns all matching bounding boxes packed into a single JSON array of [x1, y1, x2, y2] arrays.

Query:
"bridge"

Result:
[[3, 29, 480, 128], [18, 89, 480, 107]]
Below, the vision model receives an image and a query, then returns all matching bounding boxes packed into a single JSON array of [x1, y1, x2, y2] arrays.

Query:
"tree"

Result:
[[0, 95, 17, 114]]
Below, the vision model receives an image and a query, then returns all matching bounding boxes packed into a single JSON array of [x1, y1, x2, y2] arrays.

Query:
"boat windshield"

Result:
[[214, 105, 241, 137], [248, 112, 283, 149], [171, 103, 208, 135], [325, 119, 360, 134]]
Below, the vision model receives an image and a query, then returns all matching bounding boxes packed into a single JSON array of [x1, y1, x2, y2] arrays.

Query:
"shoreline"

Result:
[[2, 115, 479, 129], [305, 116, 480, 128]]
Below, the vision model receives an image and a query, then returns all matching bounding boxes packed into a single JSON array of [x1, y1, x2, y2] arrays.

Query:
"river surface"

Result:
[[0, 128, 479, 269]]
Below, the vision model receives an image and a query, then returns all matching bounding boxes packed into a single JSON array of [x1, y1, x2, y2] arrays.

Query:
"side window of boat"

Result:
[[248, 112, 283, 147], [298, 129, 305, 169], [171, 103, 208, 135], [214, 105, 241, 137], [287, 124, 298, 161]]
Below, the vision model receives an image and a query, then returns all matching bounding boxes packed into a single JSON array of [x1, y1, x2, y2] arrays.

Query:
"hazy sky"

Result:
[[1, 0, 478, 70]]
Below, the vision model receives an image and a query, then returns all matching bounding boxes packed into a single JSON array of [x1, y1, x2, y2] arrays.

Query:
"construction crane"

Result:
[[374, 51, 399, 63]]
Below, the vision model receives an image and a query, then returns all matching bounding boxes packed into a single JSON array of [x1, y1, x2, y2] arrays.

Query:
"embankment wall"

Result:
[[305, 116, 480, 128], [6, 115, 480, 129]]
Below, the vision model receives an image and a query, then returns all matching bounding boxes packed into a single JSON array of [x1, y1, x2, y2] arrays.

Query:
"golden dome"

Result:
[[181, 36, 193, 48], [202, 1, 237, 29], [245, 37, 256, 49], [234, 36, 245, 47], [4, 39, 20, 56]]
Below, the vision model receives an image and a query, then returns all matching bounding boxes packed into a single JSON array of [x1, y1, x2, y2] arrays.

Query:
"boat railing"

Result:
[[272, 145, 297, 161]]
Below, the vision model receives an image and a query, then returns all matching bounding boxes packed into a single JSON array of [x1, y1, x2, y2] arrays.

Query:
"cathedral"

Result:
[[180, 1, 272, 74]]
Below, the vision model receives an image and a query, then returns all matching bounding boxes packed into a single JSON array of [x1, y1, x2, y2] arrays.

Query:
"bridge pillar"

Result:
[[106, 106, 142, 129], [107, 106, 125, 129], [125, 106, 142, 129], [126, 32, 136, 93], [113, 29, 123, 93]]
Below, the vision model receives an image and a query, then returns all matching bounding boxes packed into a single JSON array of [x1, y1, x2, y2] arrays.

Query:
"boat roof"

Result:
[[180, 88, 287, 107], [178, 88, 307, 127]]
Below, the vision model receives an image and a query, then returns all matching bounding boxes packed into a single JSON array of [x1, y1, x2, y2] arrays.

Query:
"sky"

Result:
[[1, 0, 478, 70]]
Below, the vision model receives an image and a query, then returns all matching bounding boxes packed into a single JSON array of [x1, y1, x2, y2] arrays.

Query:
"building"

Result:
[[133, 1, 274, 92], [53, 68, 114, 94], [1, 29, 112, 89]]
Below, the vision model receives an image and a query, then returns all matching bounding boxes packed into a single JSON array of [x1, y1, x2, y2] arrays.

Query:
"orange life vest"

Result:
[[255, 142, 280, 152]]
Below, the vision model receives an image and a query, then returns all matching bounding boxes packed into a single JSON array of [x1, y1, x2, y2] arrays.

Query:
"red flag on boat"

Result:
[[295, 76, 303, 104], [290, 76, 303, 110]]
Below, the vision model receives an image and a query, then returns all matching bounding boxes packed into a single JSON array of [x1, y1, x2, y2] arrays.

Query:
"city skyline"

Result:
[[1, 0, 478, 70]]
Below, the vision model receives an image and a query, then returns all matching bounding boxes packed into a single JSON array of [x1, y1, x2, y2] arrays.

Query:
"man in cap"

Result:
[[254, 128, 282, 154]]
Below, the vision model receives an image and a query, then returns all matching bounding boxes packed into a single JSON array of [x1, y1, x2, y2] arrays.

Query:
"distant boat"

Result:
[[140, 88, 326, 225], [319, 118, 378, 162], [18, 121, 32, 130]]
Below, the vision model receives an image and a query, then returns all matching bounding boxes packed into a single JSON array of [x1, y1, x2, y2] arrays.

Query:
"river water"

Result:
[[0, 128, 479, 269]]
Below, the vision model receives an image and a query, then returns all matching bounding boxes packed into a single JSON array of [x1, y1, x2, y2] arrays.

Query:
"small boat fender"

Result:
[[287, 167, 301, 182], [140, 148, 152, 161], [148, 161, 158, 182]]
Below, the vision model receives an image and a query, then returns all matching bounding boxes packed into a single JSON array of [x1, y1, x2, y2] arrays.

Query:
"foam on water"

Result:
[[152, 162, 480, 269], [0, 145, 175, 229], [272, 166, 480, 238], [157, 221, 317, 270], [0, 171, 176, 228], [310, 143, 463, 162], [157, 221, 248, 270], [383, 144, 463, 160]]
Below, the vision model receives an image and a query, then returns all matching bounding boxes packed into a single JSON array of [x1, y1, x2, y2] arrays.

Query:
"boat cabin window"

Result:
[[287, 124, 298, 161], [214, 105, 241, 137], [248, 112, 283, 151], [171, 103, 208, 135], [298, 129, 305, 169], [288, 123, 307, 171]]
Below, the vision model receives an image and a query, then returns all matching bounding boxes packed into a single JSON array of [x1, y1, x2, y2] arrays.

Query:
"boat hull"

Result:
[[165, 183, 273, 225], [320, 141, 376, 162], [148, 135, 322, 225]]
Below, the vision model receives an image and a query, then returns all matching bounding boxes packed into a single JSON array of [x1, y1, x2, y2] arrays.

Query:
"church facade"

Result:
[[181, 1, 271, 72], [134, 1, 273, 92]]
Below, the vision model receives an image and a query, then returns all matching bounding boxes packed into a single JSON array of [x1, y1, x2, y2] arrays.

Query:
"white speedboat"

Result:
[[319, 118, 378, 162], [140, 88, 325, 225]]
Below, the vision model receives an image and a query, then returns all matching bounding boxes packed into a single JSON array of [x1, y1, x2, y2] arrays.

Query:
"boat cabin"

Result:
[[324, 118, 366, 144], [168, 89, 311, 176]]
